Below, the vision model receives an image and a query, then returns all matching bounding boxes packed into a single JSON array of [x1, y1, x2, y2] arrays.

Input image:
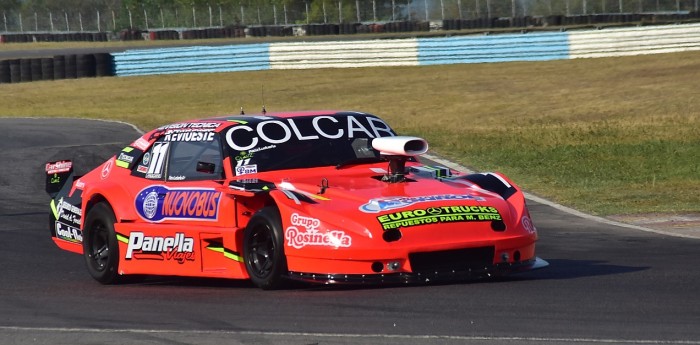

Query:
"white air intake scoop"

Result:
[[371, 136, 429, 157]]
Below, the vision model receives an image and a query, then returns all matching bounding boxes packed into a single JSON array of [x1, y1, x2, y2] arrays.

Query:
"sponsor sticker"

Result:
[[101, 159, 114, 179], [132, 137, 150, 151], [143, 142, 168, 179], [359, 194, 486, 213], [156, 122, 220, 142], [285, 213, 352, 249], [522, 215, 536, 234], [54, 196, 82, 229], [135, 186, 221, 222], [235, 151, 254, 162], [124, 231, 195, 264], [117, 152, 134, 164], [157, 122, 220, 131], [163, 131, 215, 142], [55, 221, 83, 243], [45, 160, 72, 174], [225, 115, 394, 151], [235, 164, 258, 176], [376, 205, 502, 230]]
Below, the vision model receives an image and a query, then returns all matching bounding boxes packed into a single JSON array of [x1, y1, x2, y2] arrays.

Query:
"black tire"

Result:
[[0, 60, 10, 84], [82, 202, 121, 284], [243, 207, 288, 290]]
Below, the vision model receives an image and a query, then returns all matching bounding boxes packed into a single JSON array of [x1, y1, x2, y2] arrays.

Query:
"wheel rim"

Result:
[[88, 221, 110, 272], [247, 224, 276, 278]]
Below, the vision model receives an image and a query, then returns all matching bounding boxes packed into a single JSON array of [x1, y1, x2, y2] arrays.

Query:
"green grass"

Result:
[[1, 51, 698, 216]]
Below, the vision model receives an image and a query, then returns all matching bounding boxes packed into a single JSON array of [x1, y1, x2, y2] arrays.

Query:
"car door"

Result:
[[117, 133, 241, 277]]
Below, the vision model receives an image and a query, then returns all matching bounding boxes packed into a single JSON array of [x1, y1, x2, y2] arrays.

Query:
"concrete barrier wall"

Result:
[[108, 24, 700, 78], [568, 23, 700, 58], [269, 39, 420, 69]]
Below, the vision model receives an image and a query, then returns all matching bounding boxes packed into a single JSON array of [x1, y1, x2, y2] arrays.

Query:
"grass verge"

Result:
[[1, 51, 698, 216]]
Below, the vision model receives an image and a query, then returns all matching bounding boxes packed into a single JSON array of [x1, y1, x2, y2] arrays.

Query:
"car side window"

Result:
[[165, 136, 224, 181]]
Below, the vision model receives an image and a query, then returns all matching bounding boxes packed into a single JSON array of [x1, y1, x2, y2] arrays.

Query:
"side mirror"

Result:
[[196, 161, 216, 174]]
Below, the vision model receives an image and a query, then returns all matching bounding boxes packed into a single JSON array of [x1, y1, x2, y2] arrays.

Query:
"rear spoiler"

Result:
[[45, 160, 74, 198]]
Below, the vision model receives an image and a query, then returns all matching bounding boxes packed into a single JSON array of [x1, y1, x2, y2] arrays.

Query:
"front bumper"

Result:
[[287, 257, 549, 285]]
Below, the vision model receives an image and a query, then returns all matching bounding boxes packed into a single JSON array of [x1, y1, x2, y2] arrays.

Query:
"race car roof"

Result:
[[140, 110, 381, 144]]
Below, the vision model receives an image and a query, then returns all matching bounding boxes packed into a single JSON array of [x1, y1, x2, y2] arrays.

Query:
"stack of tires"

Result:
[[304, 24, 340, 36], [0, 53, 114, 84], [119, 29, 144, 41], [383, 21, 429, 33], [224, 26, 246, 38], [367, 23, 385, 33], [0, 34, 32, 43], [149, 30, 180, 40], [265, 26, 293, 37]]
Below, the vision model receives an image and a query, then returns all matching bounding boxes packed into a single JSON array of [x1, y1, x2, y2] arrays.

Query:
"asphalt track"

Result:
[[1, 118, 699, 345]]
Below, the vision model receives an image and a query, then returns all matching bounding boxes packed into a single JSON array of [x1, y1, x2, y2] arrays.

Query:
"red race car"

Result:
[[45, 111, 547, 289]]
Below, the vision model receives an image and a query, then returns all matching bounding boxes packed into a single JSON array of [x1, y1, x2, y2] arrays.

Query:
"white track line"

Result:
[[1, 326, 699, 344]]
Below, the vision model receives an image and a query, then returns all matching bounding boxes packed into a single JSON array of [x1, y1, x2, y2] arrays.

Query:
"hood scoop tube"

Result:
[[372, 136, 429, 184]]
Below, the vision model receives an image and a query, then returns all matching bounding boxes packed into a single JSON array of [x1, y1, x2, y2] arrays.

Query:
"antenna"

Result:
[[261, 84, 266, 114], [240, 106, 245, 115]]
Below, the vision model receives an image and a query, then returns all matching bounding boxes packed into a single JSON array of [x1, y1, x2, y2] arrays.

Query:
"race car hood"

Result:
[[255, 164, 533, 259]]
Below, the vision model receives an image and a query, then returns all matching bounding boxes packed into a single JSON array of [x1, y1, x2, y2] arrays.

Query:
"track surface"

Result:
[[1, 118, 699, 345]]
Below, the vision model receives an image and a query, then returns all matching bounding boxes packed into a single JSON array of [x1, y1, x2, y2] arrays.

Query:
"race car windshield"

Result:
[[225, 114, 396, 174]]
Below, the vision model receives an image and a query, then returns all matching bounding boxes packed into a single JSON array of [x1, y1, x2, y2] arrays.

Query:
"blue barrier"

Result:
[[417, 32, 570, 65], [112, 43, 271, 76]]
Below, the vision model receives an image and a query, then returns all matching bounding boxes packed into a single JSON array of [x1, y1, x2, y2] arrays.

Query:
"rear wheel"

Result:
[[83, 202, 120, 284], [243, 207, 287, 290]]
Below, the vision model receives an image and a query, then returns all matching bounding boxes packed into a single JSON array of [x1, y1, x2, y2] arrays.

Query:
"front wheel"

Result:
[[243, 207, 288, 290], [82, 202, 120, 284]]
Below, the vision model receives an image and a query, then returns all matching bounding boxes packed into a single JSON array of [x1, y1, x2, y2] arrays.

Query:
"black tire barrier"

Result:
[[9, 59, 21, 83], [0, 60, 10, 84], [149, 30, 179, 40], [222, 26, 246, 38], [266, 26, 293, 37], [41, 58, 54, 81], [30, 58, 43, 81], [119, 29, 144, 41], [53, 55, 66, 80], [65, 55, 77, 79], [304, 24, 339, 36], [339, 23, 358, 35], [0, 32, 109, 43], [383, 21, 427, 33], [442, 19, 459, 31], [368, 23, 385, 33], [76, 54, 96, 78], [180, 28, 249, 39], [248, 26, 266, 37], [20, 59, 32, 82], [94, 53, 114, 77]]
